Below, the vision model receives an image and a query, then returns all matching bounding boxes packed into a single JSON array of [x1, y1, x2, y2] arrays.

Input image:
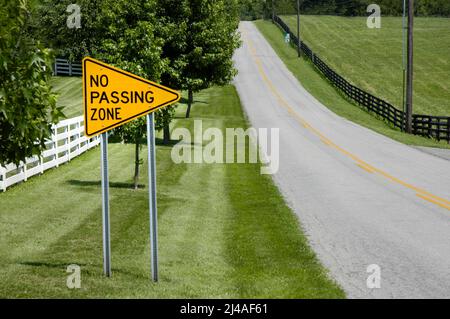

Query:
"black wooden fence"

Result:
[[273, 15, 450, 143], [53, 58, 82, 76]]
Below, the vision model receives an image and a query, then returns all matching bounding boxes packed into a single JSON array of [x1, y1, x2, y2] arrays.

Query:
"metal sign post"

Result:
[[83, 57, 179, 280], [100, 132, 111, 277], [146, 113, 158, 282]]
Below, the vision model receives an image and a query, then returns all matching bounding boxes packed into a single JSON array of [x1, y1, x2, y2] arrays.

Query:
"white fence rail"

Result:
[[0, 116, 100, 192]]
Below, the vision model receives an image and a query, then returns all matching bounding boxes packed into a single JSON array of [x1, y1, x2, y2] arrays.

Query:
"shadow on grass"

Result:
[[179, 97, 207, 105], [155, 138, 181, 147], [67, 180, 145, 189], [107, 136, 181, 147], [19, 261, 90, 269], [19, 261, 142, 277]]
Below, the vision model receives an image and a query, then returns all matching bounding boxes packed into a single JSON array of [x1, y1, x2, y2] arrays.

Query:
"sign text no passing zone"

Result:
[[83, 57, 180, 137]]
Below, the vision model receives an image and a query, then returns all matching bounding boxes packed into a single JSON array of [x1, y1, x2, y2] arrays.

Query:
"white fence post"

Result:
[[39, 155, 44, 175], [22, 161, 27, 182], [0, 166, 5, 192], [77, 120, 81, 155], [67, 124, 71, 161], [54, 125, 59, 168]]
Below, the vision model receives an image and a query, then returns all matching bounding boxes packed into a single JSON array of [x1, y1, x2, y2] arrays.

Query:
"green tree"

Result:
[[239, 0, 268, 20], [0, 0, 64, 166], [36, 0, 104, 61], [99, 0, 166, 189], [37, 0, 168, 189], [158, 0, 241, 118], [155, 106, 176, 145], [278, 0, 450, 16], [113, 119, 146, 190]]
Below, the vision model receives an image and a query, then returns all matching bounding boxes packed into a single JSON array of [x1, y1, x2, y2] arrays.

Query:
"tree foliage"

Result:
[[36, 0, 167, 189], [36, 0, 103, 61], [99, 0, 166, 189], [0, 0, 64, 166], [23, 0, 242, 188], [239, 0, 270, 20], [158, 0, 241, 117], [240, 0, 450, 18]]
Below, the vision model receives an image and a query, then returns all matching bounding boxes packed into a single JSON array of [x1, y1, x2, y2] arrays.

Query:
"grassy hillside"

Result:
[[50, 76, 83, 118], [255, 20, 450, 149], [281, 15, 450, 117], [0, 85, 344, 298]]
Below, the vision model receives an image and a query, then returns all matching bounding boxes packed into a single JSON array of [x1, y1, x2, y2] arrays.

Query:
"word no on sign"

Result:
[[83, 57, 180, 137]]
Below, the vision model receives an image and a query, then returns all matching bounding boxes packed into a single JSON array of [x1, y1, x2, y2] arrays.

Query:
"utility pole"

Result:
[[402, 0, 407, 120], [272, 0, 274, 21], [297, 0, 301, 57], [406, 0, 414, 133]]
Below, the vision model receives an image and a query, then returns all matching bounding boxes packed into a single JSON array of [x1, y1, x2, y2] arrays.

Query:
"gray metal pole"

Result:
[[146, 113, 158, 282], [297, 0, 301, 57], [406, 0, 414, 133], [100, 132, 111, 277], [402, 0, 407, 129]]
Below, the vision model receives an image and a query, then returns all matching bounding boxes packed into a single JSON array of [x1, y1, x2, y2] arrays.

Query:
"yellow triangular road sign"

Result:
[[83, 57, 180, 137]]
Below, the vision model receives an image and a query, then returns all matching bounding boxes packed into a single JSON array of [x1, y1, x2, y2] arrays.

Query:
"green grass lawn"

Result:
[[50, 76, 83, 118], [281, 15, 450, 117], [255, 20, 450, 149], [0, 85, 344, 298]]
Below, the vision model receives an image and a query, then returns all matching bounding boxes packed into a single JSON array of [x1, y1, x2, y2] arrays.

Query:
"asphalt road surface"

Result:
[[233, 21, 450, 298]]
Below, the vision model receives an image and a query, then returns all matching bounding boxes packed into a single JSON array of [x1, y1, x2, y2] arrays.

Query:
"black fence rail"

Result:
[[54, 58, 82, 76], [273, 15, 450, 143], [413, 115, 450, 141]]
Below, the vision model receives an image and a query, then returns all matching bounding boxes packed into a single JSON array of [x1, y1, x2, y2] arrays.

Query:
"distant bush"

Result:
[[239, 0, 450, 18]]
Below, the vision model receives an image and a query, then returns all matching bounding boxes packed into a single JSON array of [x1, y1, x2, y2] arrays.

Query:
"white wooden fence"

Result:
[[0, 116, 100, 192]]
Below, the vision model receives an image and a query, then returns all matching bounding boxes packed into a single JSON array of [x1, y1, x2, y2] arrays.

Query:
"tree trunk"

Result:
[[133, 140, 140, 190], [185, 89, 193, 118], [163, 123, 170, 145]]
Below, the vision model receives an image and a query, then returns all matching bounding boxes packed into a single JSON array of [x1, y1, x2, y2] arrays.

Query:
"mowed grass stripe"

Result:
[[50, 76, 83, 118], [0, 85, 343, 298]]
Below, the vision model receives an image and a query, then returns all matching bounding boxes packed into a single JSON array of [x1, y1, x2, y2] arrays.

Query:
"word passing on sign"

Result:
[[83, 57, 180, 137]]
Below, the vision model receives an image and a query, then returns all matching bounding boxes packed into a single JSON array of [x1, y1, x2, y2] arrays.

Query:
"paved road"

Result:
[[233, 22, 450, 298], [416, 147, 450, 162]]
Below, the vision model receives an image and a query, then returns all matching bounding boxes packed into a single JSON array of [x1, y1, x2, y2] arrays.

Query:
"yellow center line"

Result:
[[416, 193, 450, 211], [242, 28, 450, 211], [357, 163, 376, 174], [320, 138, 333, 146]]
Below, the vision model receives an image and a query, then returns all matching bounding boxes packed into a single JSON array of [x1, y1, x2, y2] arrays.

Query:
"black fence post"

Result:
[[447, 117, 450, 144]]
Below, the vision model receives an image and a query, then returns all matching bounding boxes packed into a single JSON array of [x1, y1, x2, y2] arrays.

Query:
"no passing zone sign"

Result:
[[83, 57, 180, 137]]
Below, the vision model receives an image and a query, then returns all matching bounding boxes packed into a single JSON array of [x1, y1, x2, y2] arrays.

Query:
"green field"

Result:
[[281, 15, 450, 117], [0, 85, 344, 298], [50, 76, 83, 118], [255, 20, 450, 149]]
